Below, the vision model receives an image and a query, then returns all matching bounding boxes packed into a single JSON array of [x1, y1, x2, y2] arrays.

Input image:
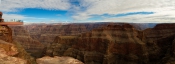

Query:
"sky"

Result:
[[0, 0, 175, 23]]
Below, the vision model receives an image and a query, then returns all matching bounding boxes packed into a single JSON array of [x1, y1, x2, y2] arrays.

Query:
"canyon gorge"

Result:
[[7, 23, 175, 64]]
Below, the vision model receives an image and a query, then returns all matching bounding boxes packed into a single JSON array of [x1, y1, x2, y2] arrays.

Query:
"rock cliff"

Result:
[[0, 25, 36, 64], [0, 25, 12, 43], [10, 23, 103, 57], [46, 23, 175, 64], [23, 23, 105, 46], [0, 40, 27, 64], [10, 26, 45, 58]]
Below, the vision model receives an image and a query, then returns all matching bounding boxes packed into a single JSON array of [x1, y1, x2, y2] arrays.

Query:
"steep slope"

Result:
[[142, 24, 175, 63]]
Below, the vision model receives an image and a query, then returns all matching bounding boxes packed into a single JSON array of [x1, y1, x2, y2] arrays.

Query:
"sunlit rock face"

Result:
[[36, 56, 84, 64], [0, 40, 27, 64], [0, 25, 12, 43], [0, 25, 36, 64]]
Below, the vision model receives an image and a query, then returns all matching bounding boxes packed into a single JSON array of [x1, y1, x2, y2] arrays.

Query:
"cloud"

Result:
[[0, 0, 70, 12], [1, 0, 175, 23], [72, 0, 175, 23]]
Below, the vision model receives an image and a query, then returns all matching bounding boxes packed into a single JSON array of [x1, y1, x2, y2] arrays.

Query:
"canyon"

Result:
[[44, 23, 175, 64], [8, 23, 175, 64], [0, 24, 84, 64]]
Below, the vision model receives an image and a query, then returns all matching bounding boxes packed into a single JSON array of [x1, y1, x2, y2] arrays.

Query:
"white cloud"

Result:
[[0, 0, 70, 12], [72, 0, 175, 23], [1, 0, 175, 23]]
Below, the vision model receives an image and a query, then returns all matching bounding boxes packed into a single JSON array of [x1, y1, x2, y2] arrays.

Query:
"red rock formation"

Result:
[[0, 40, 27, 64], [0, 37, 37, 64]]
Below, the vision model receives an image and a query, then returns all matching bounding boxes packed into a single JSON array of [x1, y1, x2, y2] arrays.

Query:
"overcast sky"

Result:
[[0, 0, 175, 23]]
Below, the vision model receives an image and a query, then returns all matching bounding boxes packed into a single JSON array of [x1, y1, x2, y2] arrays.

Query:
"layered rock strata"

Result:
[[46, 23, 175, 64], [10, 26, 45, 58]]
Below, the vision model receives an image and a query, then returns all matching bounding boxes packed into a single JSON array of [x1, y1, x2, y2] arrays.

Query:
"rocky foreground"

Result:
[[0, 35, 83, 64], [0, 40, 26, 64]]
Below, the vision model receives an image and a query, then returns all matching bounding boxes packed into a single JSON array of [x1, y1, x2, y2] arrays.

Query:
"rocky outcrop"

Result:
[[36, 56, 84, 64], [0, 40, 27, 64], [0, 25, 12, 43], [46, 23, 175, 64], [0, 38, 36, 64], [0, 12, 36, 64], [0, 25, 36, 64]]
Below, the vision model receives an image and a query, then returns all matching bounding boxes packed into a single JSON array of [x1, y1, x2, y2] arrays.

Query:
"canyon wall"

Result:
[[10, 23, 105, 57], [24, 23, 106, 46], [10, 23, 175, 64], [46, 23, 175, 64], [9, 23, 106, 58], [10, 26, 45, 58]]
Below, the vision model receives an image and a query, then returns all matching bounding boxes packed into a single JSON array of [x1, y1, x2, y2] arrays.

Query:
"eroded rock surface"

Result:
[[0, 25, 12, 43], [36, 56, 84, 64], [0, 24, 35, 64], [0, 40, 27, 64]]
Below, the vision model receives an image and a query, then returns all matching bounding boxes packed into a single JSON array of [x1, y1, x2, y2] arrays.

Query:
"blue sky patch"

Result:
[[115, 12, 154, 17], [88, 12, 154, 21]]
